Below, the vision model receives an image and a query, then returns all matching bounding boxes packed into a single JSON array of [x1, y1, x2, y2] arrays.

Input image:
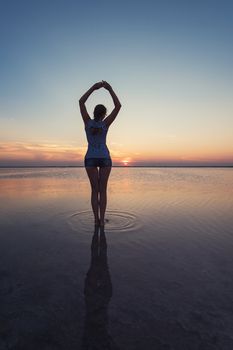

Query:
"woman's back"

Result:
[[85, 119, 110, 159]]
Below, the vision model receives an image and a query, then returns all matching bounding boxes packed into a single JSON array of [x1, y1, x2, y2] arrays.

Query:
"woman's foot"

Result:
[[99, 217, 109, 227]]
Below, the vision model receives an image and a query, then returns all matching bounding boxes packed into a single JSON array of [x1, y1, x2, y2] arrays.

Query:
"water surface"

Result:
[[0, 167, 233, 349]]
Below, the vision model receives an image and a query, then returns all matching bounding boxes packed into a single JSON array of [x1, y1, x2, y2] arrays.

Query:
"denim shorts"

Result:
[[84, 157, 112, 168]]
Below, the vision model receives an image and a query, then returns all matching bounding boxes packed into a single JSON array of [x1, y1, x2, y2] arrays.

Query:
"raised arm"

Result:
[[102, 81, 122, 128], [79, 82, 102, 124]]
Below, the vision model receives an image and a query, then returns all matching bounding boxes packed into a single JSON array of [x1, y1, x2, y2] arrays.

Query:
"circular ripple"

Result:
[[68, 210, 140, 233]]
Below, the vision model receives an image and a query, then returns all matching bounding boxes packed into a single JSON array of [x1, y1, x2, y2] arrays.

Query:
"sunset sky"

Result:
[[0, 0, 232, 166]]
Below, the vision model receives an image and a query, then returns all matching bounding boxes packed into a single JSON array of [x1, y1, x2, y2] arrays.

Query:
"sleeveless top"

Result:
[[84, 119, 111, 159]]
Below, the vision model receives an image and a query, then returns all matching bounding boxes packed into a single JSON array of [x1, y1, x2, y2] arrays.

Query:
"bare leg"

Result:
[[99, 166, 111, 226], [85, 167, 99, 224]]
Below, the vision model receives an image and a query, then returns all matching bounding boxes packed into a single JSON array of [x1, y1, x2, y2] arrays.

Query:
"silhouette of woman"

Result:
[[79, 81, 121, 226]]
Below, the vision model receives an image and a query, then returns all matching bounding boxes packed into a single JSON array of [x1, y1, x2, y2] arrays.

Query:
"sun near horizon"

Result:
[[121, 158, 131, 166]]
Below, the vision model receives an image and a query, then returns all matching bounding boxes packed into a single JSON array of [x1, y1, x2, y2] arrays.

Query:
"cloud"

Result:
[[0, 142, 86, 165], [0, 141, 232, 166]]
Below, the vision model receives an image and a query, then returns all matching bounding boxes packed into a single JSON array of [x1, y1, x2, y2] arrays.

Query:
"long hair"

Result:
[[91, 104, 107, 136], [93, 104, 107, 121]]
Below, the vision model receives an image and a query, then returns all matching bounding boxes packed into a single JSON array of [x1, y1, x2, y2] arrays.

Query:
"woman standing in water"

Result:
[[79, 81, 122, 227]]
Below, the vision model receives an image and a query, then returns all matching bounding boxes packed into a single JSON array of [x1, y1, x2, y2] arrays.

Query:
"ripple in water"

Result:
[[68, 210, 141, 233]]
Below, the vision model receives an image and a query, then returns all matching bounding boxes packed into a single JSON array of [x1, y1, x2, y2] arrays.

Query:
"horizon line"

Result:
[[0, 165, 232, 168]]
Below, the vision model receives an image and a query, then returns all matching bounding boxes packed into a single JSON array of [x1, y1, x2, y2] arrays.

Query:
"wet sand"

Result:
[[0, 167, 233, 349]]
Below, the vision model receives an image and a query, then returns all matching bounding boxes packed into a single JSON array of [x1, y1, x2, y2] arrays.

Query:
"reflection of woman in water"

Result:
[[82, 227, 118, 350], [79, 81, 121, 226]]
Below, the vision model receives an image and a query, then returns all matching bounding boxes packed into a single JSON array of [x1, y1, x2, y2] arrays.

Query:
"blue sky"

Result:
[[0, 0, 232, 165]]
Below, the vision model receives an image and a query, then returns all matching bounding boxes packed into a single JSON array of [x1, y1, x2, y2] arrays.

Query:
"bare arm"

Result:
[[79, 82, 102, 124], [102, 81, 122, 127]]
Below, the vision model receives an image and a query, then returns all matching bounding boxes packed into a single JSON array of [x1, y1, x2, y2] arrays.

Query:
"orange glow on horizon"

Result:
[[0, 142, 232, 165], [121, 157, 131, 166]]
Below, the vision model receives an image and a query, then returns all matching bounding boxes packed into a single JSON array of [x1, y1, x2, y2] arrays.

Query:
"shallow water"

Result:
[[0, 167, 233, 349]]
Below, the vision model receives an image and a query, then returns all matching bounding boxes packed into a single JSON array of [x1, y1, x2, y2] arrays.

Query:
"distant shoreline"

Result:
[[0, 166, 232, 168]]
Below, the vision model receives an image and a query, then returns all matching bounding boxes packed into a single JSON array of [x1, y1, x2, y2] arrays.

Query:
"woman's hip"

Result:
[[84, 157, 112, 168]]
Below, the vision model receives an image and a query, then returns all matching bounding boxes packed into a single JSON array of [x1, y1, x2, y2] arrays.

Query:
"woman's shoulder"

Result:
[[85, 119, 108, 130], [87, 118, 102, 125], [85, 118, 94, 128], [101, 119, 109, 129]]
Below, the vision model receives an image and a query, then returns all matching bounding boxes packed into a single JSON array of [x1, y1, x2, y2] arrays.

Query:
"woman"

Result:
[[79, 80, 122, 227]]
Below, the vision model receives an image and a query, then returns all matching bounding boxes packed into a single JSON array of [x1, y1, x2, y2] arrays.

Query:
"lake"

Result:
[[0, 167, 233, 349]]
